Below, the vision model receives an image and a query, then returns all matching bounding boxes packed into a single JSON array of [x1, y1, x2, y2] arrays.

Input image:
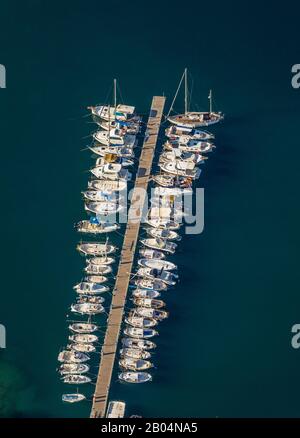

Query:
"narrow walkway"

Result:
[[90, 96, 166, 418]]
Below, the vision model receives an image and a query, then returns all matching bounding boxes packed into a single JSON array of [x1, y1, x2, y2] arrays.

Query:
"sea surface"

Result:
[[1, 0, 300, 418]]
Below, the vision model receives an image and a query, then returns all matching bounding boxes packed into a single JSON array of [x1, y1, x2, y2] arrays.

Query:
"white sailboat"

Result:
[[167, 68, 224, 127]]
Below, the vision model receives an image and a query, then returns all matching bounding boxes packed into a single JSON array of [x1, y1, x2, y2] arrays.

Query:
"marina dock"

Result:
[[90, 96, 166, 418]]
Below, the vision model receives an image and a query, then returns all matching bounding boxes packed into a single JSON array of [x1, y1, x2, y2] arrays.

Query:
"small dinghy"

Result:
[[133, 298, 166, 309], [73, 282, 109, 294], [119, 357, 153, 371], [85, 201, 124, 215], [121, 337, 156, 350], [70, 343, 96, 353], [138, 248, 165, 260], [137, 268, 178, 286], [118, 371, 152, 383], [88, 256, 115, 266], [57, 350, 89, 363], [59, 363, 89, 375], [147, 228, 181, 241], [135, 307, 169, 320], [141, 238, 177, 254], [62, 393, 86, 403], [69, 334, 98, 344], [84, 275, 107, 284], [125, 316, 158, 328], [124, 327, 158, 339], [76, 220, 120, 234], [63, 375, 91, 384], [71, 303, 104, 315], [120, 348, 151, 360], [77, 242, 116, 256], [132, 289, 160, 299], [88, 179, 127, 192], [138, 258, 177, 271], [69, 323, 98, 334], [133, 278, 168, 291], [84, 264, 112, 275]]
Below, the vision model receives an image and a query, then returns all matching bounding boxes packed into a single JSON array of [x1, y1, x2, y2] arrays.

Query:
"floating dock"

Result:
[[90, 96, 166, 418]]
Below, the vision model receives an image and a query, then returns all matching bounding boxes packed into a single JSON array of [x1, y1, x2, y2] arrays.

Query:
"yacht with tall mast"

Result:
[[167, 68, 224, 128]]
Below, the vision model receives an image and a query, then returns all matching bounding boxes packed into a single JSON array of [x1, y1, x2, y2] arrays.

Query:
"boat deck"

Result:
[[90, 96, 166, 418]]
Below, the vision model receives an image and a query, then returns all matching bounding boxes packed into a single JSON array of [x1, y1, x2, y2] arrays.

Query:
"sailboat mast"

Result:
[[184, 68, 188, 114], [209, 89, 212, 113], [113, 78, 117, 111]]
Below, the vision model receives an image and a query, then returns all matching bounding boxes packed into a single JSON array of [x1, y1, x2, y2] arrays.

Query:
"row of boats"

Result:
[[57, 80, 142, 404]]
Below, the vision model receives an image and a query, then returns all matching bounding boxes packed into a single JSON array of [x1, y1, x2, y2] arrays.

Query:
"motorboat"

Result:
[[159, 150, 206, 165], [85, 201, 124, 215], [159, 161, 201, 179], [141, 238, 177, 254], [136, 267, 177, 286], [84, 275, 107, 284], [138, 258, 177, 271], [87, 256, 115, 265], [106, 400, 126, 418], [133, 278, 168, 291], [71, 303, 104, 315], [123, 327, 158, 339], [145, 218, 181, 230], [76, 295, 105, 305], [118, 372, 152, 383], [135, 307, 169, 320], [88, 179, 127, 192], [70, 343, 96, 353], [76, 220, 119, 234], [152, 186, 193, 197], [89, 145, 134, 158], [59, 363, 89, 375], [84, 264, 112, 275], [125, 316, 158, 328], [73, 282, 108, 294], [165, 125, 214, 140], [77, 242, 116, 256], [95, 155, 134, 168], [147, 228, 181, 241], [119, 358, 153, 371], [120, 348, 151, 360], [133, 297, 166, 309], [82, 190, 120, 202], [69, 323, 98, 334], [152, 174, 193, 189], [57, 350, 90, 363], [62, 393, 86, 403], [165, 139, 214, 153], [62, 375, 91, 384], [69, 334, 98, 344], [132, 289, 160, 299], [121, 337, 156, 350], [138, 248, 165, 260], [93, 129, 136, 148], [90, 162, 122, 177]]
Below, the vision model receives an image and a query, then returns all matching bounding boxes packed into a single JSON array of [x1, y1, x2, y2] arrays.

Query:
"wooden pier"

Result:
[[90, 96, 166, 418]]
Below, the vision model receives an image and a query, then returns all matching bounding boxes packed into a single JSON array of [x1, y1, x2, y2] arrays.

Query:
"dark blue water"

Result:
[[1, 0, 300, 417]]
